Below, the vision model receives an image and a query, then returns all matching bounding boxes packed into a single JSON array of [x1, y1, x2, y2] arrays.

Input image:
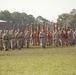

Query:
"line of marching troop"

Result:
[[0, 25, 76, 51]]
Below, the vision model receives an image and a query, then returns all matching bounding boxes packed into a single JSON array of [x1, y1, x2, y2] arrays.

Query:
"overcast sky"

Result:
[[0, 0, 76, 21]]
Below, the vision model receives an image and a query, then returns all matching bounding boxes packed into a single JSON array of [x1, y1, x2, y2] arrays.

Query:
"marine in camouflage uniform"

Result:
[[73, 30, 76, 45], [36, 30, 40, 45], [16, 30, 22, 50], [10, 30, 16, 50], [54, 30, 59, 47], [21, 32, 24, 48], [39, 25, 46, 48], [24, 29, 30, 48], [7, 30, 11, 49], [0, 31, 3, 50], [68, 29, 73, 45], [2, 30, 9, 51], [14, 30, 17, 48], [32, 31, 36, 46], [64, 30, 68, 46]]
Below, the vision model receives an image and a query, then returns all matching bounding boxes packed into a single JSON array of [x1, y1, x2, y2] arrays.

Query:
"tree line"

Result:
[[57, 9, 76, 30], [0, 10, 51, 28], [0, 9, 76, 30]]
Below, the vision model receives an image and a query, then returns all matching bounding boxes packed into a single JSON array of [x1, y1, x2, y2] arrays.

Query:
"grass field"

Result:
[[0, 45, 76, 75]]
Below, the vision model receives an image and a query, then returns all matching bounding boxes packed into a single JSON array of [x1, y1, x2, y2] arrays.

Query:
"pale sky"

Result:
[[0, 0, 76, 21]]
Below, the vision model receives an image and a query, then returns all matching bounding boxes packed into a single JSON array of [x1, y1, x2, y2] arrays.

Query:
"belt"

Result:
[[40, 37, 45, 38], [18, 37, 22, 38], [11, 38, 15, 39]]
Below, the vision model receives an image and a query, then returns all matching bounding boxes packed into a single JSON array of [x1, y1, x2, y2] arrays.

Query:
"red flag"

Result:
[[22, 25, 24, 35], [64, 23, 67, 43]]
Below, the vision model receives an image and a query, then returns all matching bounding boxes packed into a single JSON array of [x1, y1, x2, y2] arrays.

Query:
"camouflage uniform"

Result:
[[10, 31, 15, 49], [36, 31, 40, 45], [16, 30, 22, 50], [73, 30, 76, 44], [20, 32, 24, 48], [54, 30, 59, 47], [39, 31, 46, 48], [64, 31, 68, 46], [7, 31, 11, 49], [32, 31, 36, 46], [2, 31, 9, 51], [68, 29, 73, 45], [24, 31, 30, 48], [14, 30, 17, 48], [0, 31, 3, 50]]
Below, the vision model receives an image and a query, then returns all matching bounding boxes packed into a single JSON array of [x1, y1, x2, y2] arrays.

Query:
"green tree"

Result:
[[0, 10, 12, 21]]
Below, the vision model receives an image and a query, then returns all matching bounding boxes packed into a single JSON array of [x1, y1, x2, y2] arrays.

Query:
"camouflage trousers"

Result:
[[25, 38, 30, 48], [68, 38, 73, 45], [11, 39, 15, 49], [3, 40, 9, 50], [54, 38, 59, 47], [59, 38, 64, 46], [17, 39, 22, 49], [73, 38, 76, 44], [32, 38, 36, 46], [40, 38, 46, 48], [49, 38, 52, 46], [0, 39, 3, 50]]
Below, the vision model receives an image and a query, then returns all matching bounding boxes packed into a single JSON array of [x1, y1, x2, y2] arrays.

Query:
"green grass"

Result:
[[0, 45, 76, 75]]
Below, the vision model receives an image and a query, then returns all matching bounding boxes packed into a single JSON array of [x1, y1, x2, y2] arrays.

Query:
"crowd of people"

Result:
[[0, 25, 76, 51]]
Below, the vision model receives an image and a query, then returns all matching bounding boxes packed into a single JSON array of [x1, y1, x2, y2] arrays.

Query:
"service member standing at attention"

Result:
[[7, 30, 11, 49], [10, 30, 15, 50], [31, 31, 36, 46], [0, 30, 3, 50], [73, 30, 76, 45], [2, 30, 9, 51], [54, 29, 59, 47], [16, 30, 22, 50], [39, 25, 46, 48], [68, 29, 73, 46], [24, 26, 30, 48]]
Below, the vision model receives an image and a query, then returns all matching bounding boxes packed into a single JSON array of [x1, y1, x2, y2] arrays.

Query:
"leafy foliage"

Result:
[[0, 10, 50, 28], [0, 9, 76, 30], [57, 9, 76, 30]]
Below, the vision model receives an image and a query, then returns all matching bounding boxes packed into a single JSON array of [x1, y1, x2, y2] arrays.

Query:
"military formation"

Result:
[[0, 25, 76, 51]]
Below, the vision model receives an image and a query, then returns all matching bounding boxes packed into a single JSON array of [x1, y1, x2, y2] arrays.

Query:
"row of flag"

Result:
[[12, 23, 67, 34]]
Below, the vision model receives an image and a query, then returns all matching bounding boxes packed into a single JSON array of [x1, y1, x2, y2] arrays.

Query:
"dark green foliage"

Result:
[[57, 9, 76, 30]]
